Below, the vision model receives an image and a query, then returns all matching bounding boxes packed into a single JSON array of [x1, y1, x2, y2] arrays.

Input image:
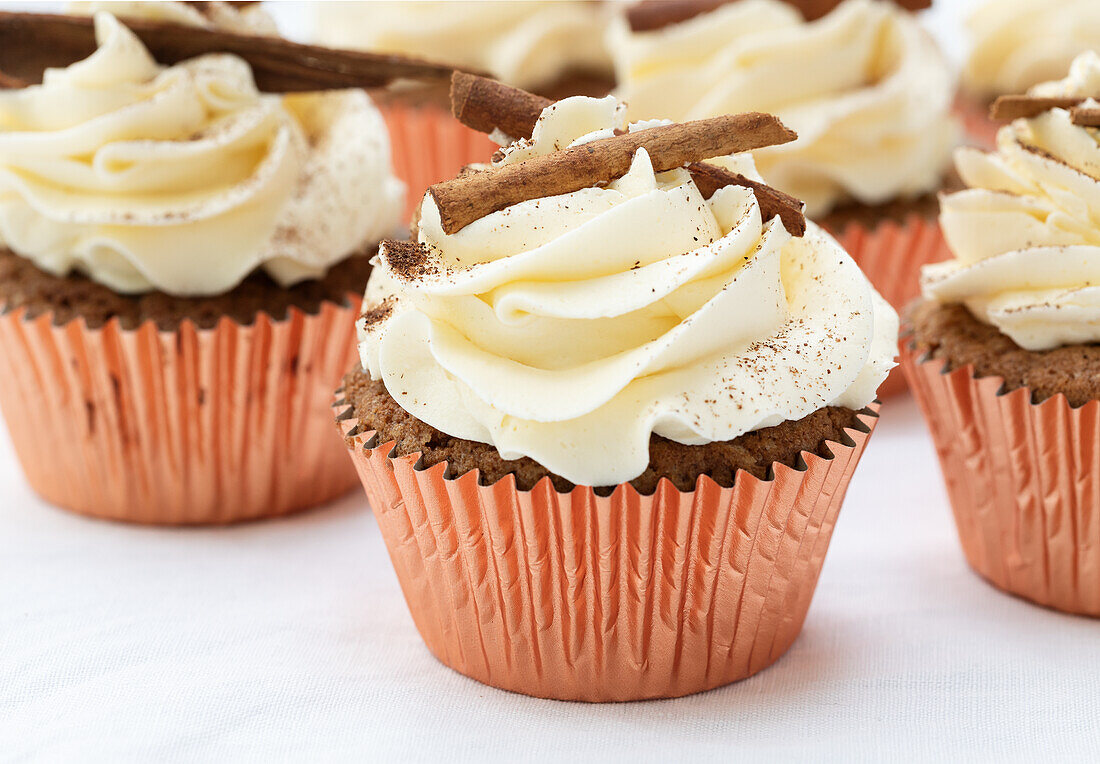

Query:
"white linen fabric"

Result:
[[3, 399, 1100, 762]]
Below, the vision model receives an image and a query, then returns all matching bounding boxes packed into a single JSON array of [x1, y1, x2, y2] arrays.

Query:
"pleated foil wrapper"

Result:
[[0, 302, 362, 525], [953, 93, 999, 150], [379, 100, 497, 220], [823, 214, 950, 398], [336, 393, 879, 701], [901, 340, 1100, 616]]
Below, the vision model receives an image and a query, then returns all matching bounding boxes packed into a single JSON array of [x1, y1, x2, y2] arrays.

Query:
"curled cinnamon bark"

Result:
[[989, 95, 1100, 127], [989, 95, 1083, 121], [0, 11, 459, 92], [625, 0, 931, 31], [686, 162, 806, 237], [1071, 106, 1100, 128], [451, 71, 552, 140], [429, 112, 798, 234], [626, 0, 728, 32], [0, 69, 27, 89]]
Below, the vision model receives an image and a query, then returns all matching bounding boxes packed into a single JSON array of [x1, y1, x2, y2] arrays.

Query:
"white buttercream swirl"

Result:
[[963, 0, 1100, 99], [607, 0, 957, 217], [358, 97, 897, 487], [926, 52, 1100, 352], [313, 1, 612, 92], [0, 13, 404, 296], [68, 1, 280, 35]]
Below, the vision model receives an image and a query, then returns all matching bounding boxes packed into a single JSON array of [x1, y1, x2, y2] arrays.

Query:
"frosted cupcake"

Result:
[[67, 0, 279, 33], [0, 13, 404, 523], [312, 1, 616, 217], [313, 1, 614, 97], [336, 76, 897, 700], [903, 52, 1100, 615], [959, 0, 1100, 148], [607, 0, 955, 365]]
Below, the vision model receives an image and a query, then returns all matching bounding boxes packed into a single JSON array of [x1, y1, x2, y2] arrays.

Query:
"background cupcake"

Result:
[[903, 52, 1100, 616], [312, 1, 616, 218], [336, 78, 897, 701], [313, 1, 614, 98], [608, 0, 954, 395], [68, 0, 279, 33], [958, 0, 1100, 148], [0, 12, 404, 524]]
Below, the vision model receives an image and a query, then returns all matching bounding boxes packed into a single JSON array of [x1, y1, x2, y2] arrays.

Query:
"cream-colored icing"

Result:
[[608, 0, 956, 217], [927, 52, 1100, 351], [0, 13, 404, 296], [358, 97, 898, 486]]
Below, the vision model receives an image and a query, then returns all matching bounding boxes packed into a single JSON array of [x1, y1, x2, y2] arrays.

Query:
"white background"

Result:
[[6, 399, 1100, 762], [3, 1, 1100, 762]]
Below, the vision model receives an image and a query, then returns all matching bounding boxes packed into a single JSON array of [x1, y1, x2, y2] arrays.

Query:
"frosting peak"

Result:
[[608, 0, 957, 217], [358, 97, 897, 486], [313, 1, 613, 92], [926, 52, 1100, 351], [0, 13, 404, 296], [67, 1, 280, 35], [964, 0, 1100, 99]]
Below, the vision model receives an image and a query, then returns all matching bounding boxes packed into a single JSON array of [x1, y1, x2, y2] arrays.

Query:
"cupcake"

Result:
[[958, 0, 1100, 149], [607, 0, 954, 394], [903, 52, 1100, 616], [335, 76, 898, 700], [312, 1, 614, 98], [311, 1, 617, 216], [0, 12, 405, 524], [67, 0, 279, 34]]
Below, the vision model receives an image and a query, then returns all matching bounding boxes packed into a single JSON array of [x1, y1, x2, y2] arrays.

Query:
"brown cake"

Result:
[[905, 300, 1100, 407], [0, 247, 375, 332], [340, 368, 867, 494]]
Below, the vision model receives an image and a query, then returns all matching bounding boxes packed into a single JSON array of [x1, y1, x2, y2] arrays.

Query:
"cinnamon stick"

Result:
[[626, 0, 930, 31], [795, 0, 930, 21], [1071, 106, 1100, 128], [626, 0, 728, 32], [686, 162, 805, 236], [451, 71, 551, 140], [0, 69, 26, 89], [0, 11, 459, 92], [428, 112, 797, 234], [989, 95, 1083, 121]]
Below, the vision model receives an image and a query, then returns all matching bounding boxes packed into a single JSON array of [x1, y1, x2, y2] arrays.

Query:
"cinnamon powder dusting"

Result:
[[382, 240, 440, 281], [360, 297, 394, 329]]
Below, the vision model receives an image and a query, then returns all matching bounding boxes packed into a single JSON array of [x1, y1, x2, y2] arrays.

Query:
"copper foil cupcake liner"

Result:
[[901, 340, 1100, 616], [953, 93, 999, 150], [0, 302, 361, 525], [336, 393, 879, 701], [824, 214, 950, 398], [379, 100, 497, 220]]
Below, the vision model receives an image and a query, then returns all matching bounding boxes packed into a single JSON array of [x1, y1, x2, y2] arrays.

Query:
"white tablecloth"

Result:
[[4, 2, 1099, 760], [4, 396, 1099, 762]]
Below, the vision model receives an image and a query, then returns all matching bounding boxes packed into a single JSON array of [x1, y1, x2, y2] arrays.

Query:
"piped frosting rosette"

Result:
[[0, 12, 404, 297], [963, 0, 1100, 100], [608, 0, 956, 217], [927, 52, 1100, 351], [313, 0, 612, 93], [359, 95, 897, 487]]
